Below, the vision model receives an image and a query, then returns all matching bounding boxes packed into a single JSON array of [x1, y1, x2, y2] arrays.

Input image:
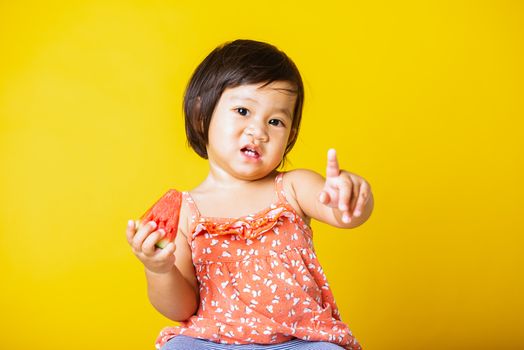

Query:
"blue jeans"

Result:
[[161, 335, 345, 350]]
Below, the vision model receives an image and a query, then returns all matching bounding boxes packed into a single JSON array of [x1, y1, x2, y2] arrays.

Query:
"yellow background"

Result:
[[1, 1, 523, 349]]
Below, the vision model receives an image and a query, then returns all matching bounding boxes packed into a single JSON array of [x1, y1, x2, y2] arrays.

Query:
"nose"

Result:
[[244, 121, 269, 142]]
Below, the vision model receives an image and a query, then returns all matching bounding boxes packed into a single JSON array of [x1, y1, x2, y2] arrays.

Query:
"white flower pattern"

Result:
[[154, 173, 361, 350]]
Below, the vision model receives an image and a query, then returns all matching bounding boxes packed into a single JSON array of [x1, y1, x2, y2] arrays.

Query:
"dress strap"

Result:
[[182, 191, 201, 236], [274, 172, 288, 204]]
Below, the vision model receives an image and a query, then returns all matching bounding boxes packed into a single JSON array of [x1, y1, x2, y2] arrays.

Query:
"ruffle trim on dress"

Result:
[[192, 205, 298, 240]]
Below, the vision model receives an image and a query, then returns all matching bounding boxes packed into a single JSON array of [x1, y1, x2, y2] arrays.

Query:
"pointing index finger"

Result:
[[326, 148, 340, 178]]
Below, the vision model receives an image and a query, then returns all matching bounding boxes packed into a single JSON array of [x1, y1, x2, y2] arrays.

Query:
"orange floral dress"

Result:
[[155, 172, 362, 350]]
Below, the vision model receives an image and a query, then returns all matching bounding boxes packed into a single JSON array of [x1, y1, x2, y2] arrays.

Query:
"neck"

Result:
[[202, 166, 279, 190]]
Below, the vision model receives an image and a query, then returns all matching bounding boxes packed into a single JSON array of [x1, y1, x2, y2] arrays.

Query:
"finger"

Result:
[[353, 182, 370, 217], [341, 210, 352, 224], [132, 220, 157, 252], [156, 241, 177, 260], [126, 219, 136, 245], [349, 182, 360, 214], [338, 180, 352, 212], [326, 148, 340, 178], [318, 190, 330, 204], [143, 229, 164, 256]]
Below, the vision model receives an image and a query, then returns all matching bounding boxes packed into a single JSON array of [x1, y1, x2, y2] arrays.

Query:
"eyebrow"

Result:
[[229, 96, 293, 119]]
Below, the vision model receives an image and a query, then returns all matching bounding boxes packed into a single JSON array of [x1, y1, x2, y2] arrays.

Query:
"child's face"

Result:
[[206, 81, 297, 180]]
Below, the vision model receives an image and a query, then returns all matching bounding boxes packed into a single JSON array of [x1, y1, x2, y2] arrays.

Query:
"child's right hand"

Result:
[[126, 220, 177, 274]]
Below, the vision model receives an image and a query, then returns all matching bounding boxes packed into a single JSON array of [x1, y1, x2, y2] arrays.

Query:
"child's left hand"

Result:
[[318, 149, 372, 223]]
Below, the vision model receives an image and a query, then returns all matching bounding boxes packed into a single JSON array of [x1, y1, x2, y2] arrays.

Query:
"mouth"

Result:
[[240, 144, 262, 160]]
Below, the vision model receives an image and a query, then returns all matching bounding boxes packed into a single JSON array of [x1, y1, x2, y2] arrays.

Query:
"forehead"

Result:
[[222, 81, 297, 106]]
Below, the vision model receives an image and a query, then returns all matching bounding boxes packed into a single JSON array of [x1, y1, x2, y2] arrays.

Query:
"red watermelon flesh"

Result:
[[135, 189, 182, 249]]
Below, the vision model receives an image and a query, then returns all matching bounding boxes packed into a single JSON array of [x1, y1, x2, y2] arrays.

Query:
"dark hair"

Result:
[[184, 39, 304, 165]]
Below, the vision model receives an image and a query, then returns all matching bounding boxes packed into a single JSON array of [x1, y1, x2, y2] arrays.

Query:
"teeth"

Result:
[[244, 148, 257, 157]]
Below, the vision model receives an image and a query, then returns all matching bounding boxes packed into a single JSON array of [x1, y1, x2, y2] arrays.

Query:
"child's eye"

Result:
[[269, 119, 284, 127], [236, 107, 249, 116]]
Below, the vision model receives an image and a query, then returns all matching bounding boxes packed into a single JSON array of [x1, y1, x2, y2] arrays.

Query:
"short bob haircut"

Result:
[[184, 39, 304, 164]]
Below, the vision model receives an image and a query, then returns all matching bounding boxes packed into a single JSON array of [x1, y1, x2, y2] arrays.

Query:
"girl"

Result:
[[126, 39, 373, 350]]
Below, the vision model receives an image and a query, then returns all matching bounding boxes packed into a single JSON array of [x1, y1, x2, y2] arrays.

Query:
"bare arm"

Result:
[[145, 226, 199, 321], [127, 201, 199, 321]]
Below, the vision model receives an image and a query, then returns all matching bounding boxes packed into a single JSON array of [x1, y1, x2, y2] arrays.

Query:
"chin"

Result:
[[234, 167, 274, 180]]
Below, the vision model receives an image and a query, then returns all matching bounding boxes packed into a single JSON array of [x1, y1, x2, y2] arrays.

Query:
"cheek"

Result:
[[271, 131, 292, 153], [280, 128, 293, 144], [208, 118, 234, 138], [208, 125, 242, 152]]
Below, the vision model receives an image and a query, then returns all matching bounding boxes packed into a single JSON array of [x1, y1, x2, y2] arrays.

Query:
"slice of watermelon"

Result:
[[135, 189, 182, 249]]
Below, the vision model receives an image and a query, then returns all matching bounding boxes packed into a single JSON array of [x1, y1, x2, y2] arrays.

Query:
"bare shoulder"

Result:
[[283, 168, 345, 227], [284, 168, 324, 185], [282, 168, 325, 202], [281, 169, 325, 223]]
